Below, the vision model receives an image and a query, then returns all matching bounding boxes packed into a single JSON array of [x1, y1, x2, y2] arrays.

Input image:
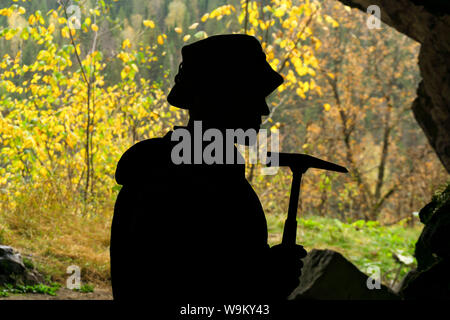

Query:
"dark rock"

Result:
[[288, 249, 400, 300], [400, 260, 450, 299], [413, 184, 450, 271], [398, 184, 450, 299], [397, 268, 421, 294], [0, 245, 43, 286], [0, 246, 25, 275], [420, 187, 450, 259]]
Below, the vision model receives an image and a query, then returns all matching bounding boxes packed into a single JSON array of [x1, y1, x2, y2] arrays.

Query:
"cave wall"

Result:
[[338, 0, 450, 173]]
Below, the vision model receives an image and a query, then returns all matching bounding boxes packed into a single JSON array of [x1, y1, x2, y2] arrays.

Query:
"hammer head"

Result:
[[267, 152, 348, 173]]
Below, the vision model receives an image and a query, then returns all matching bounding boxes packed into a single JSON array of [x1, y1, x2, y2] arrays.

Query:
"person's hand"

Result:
[[268, 244, 307, 299]]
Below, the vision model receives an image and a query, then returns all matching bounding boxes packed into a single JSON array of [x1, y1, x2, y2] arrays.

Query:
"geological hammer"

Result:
[[267, 152, 348, 246]]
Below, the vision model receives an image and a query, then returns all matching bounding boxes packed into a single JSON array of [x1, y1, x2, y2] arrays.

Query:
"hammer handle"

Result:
[[282, 170, 303, 246]]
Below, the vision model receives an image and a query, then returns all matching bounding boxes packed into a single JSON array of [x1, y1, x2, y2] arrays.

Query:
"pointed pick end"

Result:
[[334, 165, 348, 173]]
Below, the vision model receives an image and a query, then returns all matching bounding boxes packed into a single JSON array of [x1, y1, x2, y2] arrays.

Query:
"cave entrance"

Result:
[[336, 0, 450, 173], [275, 0, 448, 222]]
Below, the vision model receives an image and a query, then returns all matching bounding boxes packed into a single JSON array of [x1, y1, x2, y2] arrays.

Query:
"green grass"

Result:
[[73, 283, 95, 293], [0, 186, 113, 287], [0, 283, 61, 297], [0, 282, 96, 297], [22, 257, 34, 270], [267, 214, 423, 287]]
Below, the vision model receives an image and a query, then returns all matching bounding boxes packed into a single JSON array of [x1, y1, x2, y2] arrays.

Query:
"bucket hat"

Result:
[[167, 34, 284, 109]]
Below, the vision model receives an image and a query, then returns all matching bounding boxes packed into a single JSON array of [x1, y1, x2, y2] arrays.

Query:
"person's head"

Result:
[[167, 34, 283, 132]]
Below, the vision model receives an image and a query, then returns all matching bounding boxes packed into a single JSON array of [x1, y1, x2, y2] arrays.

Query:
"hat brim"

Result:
[[167, 62, 284, 110]]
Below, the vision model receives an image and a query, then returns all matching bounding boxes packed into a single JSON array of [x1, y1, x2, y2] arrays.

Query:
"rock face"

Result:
[[0, 245, 43, 286], [338, 0, 450, 173], [399, 184, 450, 299], [416, 189, 450, 266], [289, 249, 399, 300]]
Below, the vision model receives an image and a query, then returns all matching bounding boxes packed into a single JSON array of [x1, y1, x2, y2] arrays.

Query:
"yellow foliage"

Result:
[[286, 70, 297, 83], [307, 67, 316, 76], [122, 39, 131, 49], [270, 122, 281, 133], [324, 15, 339, 28], [0, 8, 13, 17], [4, 30, 16, 40], [274, 6, 286, 18], [47, 23, 55, 34], [189, 22, 199, 30], [296, 87, 306, 99], [143, 20, 155, 28], [201, 13, 209, 22], [303, 81, 309, 92], [61, 26, 69, 38], [209, 5, 235, 20]]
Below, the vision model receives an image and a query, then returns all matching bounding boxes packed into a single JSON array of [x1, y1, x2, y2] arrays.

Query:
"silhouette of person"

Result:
[[110, 34, 307, 305]]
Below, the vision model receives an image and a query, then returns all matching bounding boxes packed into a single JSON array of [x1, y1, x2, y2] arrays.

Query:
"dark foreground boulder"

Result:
[[0, 245, 43, 286], [400, 259, 450, 300], [289, 249, 399, 300]]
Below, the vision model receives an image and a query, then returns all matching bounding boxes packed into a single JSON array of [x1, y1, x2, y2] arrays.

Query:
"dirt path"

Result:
[[0, 287, 113, 300]]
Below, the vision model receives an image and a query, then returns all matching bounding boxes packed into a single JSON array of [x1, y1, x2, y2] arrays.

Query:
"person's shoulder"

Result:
[[122, 135, 169, 159], [115, 132, 172, 185]]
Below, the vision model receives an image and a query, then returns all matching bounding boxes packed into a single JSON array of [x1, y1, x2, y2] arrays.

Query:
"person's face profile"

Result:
[[190, 90, 269, 132]]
